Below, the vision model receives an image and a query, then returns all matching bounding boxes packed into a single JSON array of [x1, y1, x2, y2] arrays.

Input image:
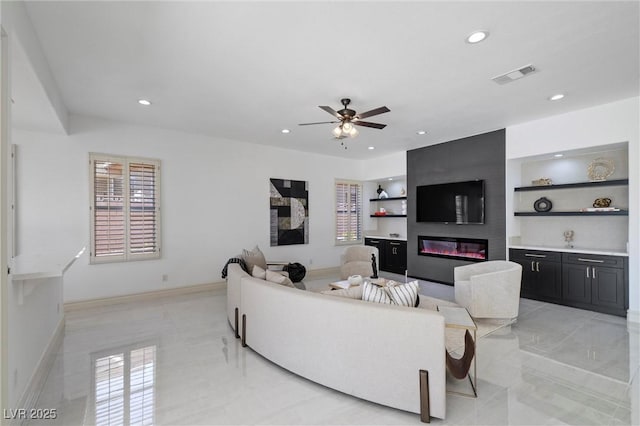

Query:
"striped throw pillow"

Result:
[[386, 280, 419, 307], [362, 281, 393, 304]]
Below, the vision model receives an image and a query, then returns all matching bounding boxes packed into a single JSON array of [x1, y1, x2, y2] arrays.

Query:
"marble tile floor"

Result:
[[29, 271, 639, 425]]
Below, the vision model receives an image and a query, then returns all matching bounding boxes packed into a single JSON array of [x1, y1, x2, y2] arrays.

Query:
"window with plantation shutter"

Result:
[[90, 154, 161, 263], [335, 180, 363, 245]]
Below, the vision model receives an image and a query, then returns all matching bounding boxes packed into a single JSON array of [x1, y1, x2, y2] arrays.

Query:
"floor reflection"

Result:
[[26, 277, 638, 425], [91, 343, 156, 426]]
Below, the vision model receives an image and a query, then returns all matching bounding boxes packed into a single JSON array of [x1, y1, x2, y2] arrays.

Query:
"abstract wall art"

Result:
[[270, 178, 309, 246]]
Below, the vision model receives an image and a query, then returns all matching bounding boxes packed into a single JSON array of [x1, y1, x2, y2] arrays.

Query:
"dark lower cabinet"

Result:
[[510, 250, 562, 302], [365, 238, 407, 274], [562, 253, 626, 315], [562, 264, 592, 304], [385, 240, 407, 274], [510, 248, 628, 317]]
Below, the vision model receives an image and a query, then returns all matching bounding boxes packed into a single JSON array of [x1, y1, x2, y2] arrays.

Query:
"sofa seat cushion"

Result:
[[320, 285, 363, 299]]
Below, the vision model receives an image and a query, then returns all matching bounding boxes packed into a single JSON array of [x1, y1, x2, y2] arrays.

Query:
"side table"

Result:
[[437, 305, 477, 398]]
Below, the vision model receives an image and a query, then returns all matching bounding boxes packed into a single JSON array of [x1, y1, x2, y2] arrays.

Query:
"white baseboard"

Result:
[[14, 317, 65, 426], [627, 309, 640, 324], [64, 281, 226, 312]]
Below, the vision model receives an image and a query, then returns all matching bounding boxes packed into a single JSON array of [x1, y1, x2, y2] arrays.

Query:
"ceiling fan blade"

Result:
[[319, 106, 343, 119], [298, 121, 339, 126], [355, 106, 390, 120], [353, 121, 387, 129]]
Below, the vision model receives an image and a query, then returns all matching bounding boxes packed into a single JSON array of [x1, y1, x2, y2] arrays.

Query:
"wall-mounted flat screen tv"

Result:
[[416, 180, 485, 224]]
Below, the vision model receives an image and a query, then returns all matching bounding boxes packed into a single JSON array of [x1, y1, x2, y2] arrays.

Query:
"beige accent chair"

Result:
[[340, 246, 379, 280], [454, 260, 523, 319]]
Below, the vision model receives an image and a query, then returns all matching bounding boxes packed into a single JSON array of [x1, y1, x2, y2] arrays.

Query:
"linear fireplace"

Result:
[[418, 236, 488, 262]]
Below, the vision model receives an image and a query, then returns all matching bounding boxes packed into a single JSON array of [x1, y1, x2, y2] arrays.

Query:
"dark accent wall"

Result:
[[407, 129, 506, 284]]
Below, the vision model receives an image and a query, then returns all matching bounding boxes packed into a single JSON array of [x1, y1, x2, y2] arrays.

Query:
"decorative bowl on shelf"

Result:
[[389, 233, 400, 238]]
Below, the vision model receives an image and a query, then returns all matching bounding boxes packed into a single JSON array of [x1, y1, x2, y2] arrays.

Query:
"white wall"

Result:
[[14, 115, 367, 302], [506, 97, 640, 320], [7, 276, 63, 406]]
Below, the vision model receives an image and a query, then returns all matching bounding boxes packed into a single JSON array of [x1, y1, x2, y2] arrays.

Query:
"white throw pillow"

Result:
[[252, 265, 266, 279], [241, 245, 268, 274], [386, 280, 419, 307], [265, 269, 295, 288], [362, 280, 393, 304]]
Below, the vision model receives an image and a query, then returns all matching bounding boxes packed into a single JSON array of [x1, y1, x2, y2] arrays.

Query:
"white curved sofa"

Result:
[[226, 263, 446, 420]]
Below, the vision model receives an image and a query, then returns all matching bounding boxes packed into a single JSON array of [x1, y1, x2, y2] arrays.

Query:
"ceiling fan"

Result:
[[299, 98, 390, 139]]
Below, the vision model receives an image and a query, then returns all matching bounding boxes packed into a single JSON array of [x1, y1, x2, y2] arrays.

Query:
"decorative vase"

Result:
[[534, 197, 552, 212]]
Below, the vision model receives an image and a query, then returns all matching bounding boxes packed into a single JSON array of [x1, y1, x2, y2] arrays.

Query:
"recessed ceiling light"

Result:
[[388, 178, 393, 181], [549, 94, 565, 101], [281, 129, 290, 134], [466, 30, 489, 44], [138, 99, 151, 106], [416, 130, 427, 135], [554, 153, 564, 158], [368, 146, 375, 150]]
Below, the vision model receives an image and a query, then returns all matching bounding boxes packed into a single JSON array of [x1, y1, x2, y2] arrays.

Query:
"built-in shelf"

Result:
[[514, 210, 628, 217], [514, 179, 628, 192], [369, 214, 407, 218], [369, 196, 407, 202]]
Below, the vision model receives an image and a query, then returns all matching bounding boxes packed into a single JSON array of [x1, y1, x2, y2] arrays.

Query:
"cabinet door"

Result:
[[364, 238, 385, 272], [385, 241, 407, 274], [518, 259, 537, 298], [591, 266, 625, 310], [562, 264, 592, 304], [535, 260, 562, 300]]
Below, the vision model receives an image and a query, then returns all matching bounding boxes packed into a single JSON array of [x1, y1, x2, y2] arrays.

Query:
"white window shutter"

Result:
[[335, 180, 363, 244], [90, 154, 161, 263]]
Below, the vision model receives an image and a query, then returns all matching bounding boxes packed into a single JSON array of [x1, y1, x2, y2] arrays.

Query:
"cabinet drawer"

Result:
[[509, 249, 562, 263], [562, 253, 625, 269]]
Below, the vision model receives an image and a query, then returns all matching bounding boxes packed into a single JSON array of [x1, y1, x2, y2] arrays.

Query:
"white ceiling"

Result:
[[14, 1, 640, 159]]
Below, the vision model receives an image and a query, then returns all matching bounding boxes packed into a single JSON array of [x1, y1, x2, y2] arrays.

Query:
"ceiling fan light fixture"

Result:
[[342, 121, 354, 132], [332, 125, 343, 138], [349, 126, 358, 137]]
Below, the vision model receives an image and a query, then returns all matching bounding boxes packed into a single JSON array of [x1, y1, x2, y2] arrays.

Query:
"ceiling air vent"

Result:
[[492, 64, 537, 85]]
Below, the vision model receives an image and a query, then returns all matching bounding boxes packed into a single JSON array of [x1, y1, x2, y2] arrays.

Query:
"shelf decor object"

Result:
[[531, 177, 552, 186], [533, 197, 553, 212], [593, 197, 612, 208], [587, 157, 614, 181], [563, 230, 575, 248]]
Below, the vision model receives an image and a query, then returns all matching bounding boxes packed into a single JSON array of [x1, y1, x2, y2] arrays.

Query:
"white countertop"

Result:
[[365, 235, 408, 241], [509, 245, 628, 257], [10, 247, 86, 280]]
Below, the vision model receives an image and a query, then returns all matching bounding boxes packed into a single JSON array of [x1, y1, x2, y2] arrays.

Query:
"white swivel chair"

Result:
[[454, 260, 522, 319], [340, 246, 379, 280]]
